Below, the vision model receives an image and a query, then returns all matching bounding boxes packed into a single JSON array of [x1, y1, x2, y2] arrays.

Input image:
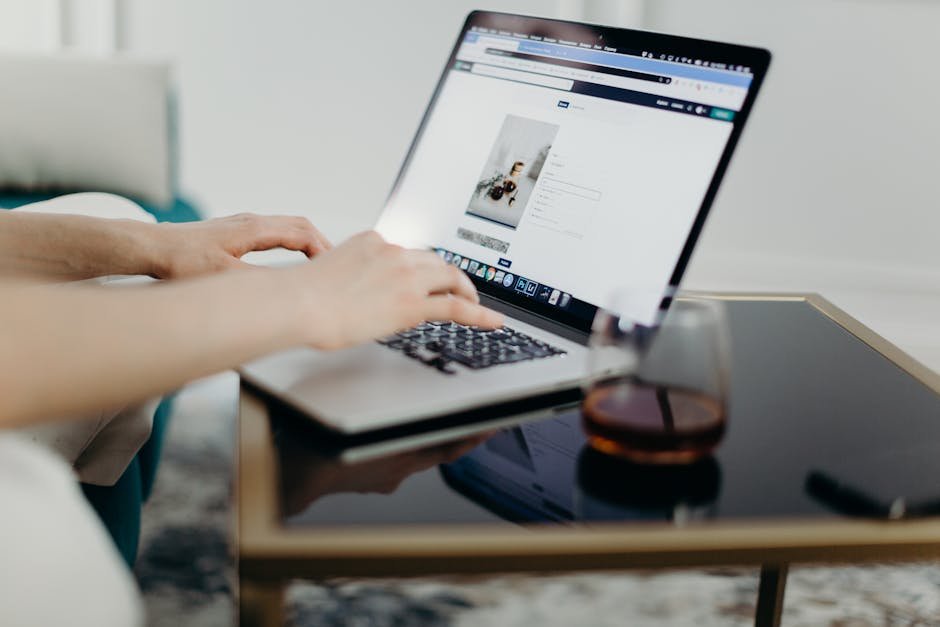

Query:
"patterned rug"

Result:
[[135, 374, 940, 626]]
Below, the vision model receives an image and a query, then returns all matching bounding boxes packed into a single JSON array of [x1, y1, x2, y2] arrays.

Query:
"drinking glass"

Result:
[[582, 292, 731, 464]]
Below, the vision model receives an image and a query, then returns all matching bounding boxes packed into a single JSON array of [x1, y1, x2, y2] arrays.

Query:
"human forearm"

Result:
[[0, 267, 308, 426], [0, 211, 334, 282], [0, 231, 502, 429], [0, 211, 160, 280]]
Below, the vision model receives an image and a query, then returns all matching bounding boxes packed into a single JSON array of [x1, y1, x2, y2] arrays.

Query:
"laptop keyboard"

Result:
[[379, 322, 566, 375]]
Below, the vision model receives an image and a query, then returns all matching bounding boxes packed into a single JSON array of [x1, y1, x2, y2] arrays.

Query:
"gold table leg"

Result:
[[239, 579, 286, 627]]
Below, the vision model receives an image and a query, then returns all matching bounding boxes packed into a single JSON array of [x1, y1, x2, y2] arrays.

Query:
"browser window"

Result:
[[377, 27, 756, 327]]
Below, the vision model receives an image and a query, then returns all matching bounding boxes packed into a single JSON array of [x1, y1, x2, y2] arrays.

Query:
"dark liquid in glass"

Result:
[[583, 377, 727, 464]]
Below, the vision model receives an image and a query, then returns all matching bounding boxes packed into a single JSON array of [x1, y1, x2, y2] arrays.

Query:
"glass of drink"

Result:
[[582, 293, 731, 464]]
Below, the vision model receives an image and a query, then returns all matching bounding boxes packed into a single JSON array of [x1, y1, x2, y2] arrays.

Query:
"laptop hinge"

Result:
[[480, 294, 590, 346]]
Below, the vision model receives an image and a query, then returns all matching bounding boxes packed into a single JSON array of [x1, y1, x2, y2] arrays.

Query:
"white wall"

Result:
[[643, 0, 940, 295], [120, 0, 581, 240], [0, 0, 119, 54], [0, 0, 60, 51]]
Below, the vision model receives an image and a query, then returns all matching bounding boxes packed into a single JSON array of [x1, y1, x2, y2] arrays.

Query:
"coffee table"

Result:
[[237, 294, 940, 627]]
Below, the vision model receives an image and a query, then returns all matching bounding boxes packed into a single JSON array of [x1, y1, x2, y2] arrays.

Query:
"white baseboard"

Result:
[[684, 251, 940, 295]]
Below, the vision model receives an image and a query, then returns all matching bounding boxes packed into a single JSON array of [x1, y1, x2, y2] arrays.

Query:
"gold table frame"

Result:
[[236, 294, 940, 627]]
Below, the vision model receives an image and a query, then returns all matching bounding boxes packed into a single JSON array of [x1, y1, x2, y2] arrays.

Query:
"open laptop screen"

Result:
[[377, 12, 769, 332]]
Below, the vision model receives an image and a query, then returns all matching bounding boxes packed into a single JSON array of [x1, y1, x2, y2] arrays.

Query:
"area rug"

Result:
[[135, 373, 940, 626]]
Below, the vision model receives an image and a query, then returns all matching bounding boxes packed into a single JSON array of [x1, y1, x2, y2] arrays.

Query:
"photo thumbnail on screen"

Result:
[[466, 114, 559, 230]]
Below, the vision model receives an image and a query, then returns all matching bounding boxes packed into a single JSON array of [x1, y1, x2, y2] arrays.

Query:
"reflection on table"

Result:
[[276, 420, 491, 517], [441, 413, 722, 525]]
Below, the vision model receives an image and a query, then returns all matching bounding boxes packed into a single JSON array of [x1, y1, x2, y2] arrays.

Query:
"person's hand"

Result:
[[294, 230, 503, 350], [150, 213, 332, 279]]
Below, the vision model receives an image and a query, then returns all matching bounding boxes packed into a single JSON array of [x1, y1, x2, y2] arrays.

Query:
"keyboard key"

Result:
[[379, 322, 566, 373]]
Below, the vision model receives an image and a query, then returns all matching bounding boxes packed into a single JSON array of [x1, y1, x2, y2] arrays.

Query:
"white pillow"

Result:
[[0, 53, 173, 206]]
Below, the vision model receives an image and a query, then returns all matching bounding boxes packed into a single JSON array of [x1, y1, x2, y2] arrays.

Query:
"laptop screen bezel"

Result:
[[380, 11, 772, 335]]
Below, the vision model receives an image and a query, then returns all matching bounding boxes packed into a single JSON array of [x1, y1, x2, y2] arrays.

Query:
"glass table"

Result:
[[237, 294, 940, 627]]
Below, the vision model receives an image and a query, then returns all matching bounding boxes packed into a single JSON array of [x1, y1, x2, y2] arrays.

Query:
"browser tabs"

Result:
[[456, 30, 750, 113]]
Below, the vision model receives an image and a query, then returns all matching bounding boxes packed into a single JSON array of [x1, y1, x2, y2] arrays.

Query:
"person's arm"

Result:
[[0, 211, 331, 281], [0, 231, 502, 428]]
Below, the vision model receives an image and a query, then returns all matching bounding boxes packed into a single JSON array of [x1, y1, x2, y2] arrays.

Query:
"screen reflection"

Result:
[[441, 410, 722, 525]]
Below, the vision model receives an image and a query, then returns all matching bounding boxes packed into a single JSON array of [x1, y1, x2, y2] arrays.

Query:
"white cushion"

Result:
[[12, 191, 157, 223], [0, 53, 173, 206], [0, 435, 143, 625]]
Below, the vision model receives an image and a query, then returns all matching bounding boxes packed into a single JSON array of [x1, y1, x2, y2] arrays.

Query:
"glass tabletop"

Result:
[[271, 298, 940, 529]]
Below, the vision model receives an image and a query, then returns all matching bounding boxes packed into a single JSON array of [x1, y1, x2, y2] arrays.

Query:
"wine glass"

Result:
[[583, 292, 732, 464]]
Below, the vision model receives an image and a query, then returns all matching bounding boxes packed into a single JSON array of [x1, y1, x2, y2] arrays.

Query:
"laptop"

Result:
[[240, 11, 771, 435]]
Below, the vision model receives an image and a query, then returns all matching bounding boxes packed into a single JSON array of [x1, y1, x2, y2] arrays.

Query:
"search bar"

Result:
[[470, 63, 573, 91]]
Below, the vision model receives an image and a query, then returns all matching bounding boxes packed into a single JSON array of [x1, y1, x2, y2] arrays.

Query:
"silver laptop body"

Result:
[[240, 11, 770, 434]]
